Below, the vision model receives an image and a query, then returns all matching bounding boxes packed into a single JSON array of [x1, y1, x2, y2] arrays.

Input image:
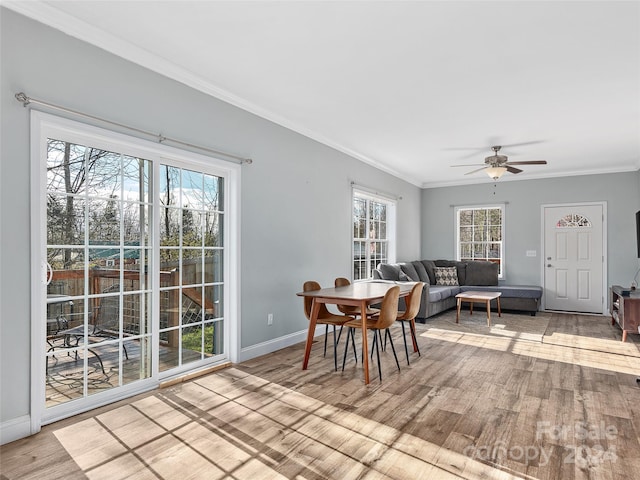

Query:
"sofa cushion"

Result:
[[379, 263, 401, 281], [420, 260, 437, 284], [435, 266, 459, 286], [435, 260, 467, 285], [460, 285, 543, 299], [412, 261, 431, 283], [398, 271, 412, 281], [465, 261, 499, 286], [399, 262, 420, 281], [428, 286, 461, 302]]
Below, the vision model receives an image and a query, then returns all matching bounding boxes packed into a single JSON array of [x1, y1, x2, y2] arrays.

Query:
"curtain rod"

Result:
[[351, 181, 402, 201], [14, 92, 252, 165]]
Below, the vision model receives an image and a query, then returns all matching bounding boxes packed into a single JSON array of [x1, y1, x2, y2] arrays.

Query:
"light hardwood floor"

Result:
[[2, 311, 640, 479]]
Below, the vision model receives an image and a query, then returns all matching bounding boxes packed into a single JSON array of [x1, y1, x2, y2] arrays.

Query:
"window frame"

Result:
[[455, 204, 505, 279], [30, 111, 240, 429], [351, 189, 396, 281]]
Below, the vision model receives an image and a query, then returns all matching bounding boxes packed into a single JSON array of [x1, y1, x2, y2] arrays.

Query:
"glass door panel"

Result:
[[45, 138, 153, 408], [158, 166, 225, 373]]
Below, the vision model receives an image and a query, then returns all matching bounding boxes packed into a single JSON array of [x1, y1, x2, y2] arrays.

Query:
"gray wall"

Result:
[[2, 6, 638, 440], [0, 9, 421, 429], [421, 172, 640, 287]]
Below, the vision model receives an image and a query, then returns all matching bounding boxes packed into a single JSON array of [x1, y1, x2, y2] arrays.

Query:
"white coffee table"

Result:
[[455, 291, 502, 326]]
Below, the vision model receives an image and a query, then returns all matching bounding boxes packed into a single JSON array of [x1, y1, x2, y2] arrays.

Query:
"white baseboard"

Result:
[[0, 414, 32, 445], [238, 326, 329, 363], [1, 328, 329, 444]]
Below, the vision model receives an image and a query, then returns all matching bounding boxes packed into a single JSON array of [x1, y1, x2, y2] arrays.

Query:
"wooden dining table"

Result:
[[296, 281, 416, 384]]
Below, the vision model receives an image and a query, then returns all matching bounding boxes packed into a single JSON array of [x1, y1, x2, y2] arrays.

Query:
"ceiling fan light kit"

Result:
[[485, 166, 507, 180], [451, 144, 548, 180]]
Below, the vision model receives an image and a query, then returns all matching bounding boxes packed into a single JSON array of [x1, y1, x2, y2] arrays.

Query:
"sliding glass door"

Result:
[[33, 113, 236, 424]]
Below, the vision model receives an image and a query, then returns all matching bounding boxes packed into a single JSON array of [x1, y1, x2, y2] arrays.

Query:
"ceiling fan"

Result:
[[451, 145, 547, 180]]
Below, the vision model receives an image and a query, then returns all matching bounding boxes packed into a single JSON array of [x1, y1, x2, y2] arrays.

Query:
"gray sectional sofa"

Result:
[[373, 259, 543, 321]]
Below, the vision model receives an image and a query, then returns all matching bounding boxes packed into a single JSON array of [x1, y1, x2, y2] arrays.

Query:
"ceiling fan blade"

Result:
[[451, 163, 485, 167], [506, 166, 523, 174], [449, 150, 488, 161], [464, 167, 488, 176], [494, 140, 546, 149], [506, 160, 547, 165]]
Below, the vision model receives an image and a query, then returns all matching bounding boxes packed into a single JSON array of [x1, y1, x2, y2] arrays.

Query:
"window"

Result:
[[352, 190, 396, 280], [556, 213, 591, 228], [455, 205, 504, 278]]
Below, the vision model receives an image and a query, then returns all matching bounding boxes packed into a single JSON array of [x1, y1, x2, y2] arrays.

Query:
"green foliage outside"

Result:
[[181, 324, 215, 354]]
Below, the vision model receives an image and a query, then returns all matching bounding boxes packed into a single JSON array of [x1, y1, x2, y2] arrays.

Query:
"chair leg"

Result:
[[371, 330, 385, 359], [401, 321, 410, 365], [373, 330, 382, 381], [385, 329, 401, 371], [336, 325, 344, 345], [350, 328, 358, 364], [332, 325, 338, 371], [410, 319, 421, 356], [342, 327, 354, 371], [87, 348, 106, 375], [323, 324, 329, 357]]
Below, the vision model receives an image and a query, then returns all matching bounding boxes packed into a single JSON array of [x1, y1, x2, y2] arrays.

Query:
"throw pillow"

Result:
[[435, 266, 459, 286], [435, 260, 467, 285]]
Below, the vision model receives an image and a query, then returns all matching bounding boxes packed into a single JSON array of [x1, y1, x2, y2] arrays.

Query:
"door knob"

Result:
[[547, 264, 553, 268]]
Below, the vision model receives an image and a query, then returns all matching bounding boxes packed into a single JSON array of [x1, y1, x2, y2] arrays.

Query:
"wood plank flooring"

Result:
[[2, 312, 640, 479]]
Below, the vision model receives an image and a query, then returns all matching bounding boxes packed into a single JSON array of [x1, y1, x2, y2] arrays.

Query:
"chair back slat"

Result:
[[334, 277, 358, 315], [370, 286, 400, 329], [303, 281, 332, 320], [96, 284, 120, 333], [398, 283, 424, 320]]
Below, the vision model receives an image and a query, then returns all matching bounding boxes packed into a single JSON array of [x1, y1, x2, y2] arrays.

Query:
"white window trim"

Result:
[[352, 188, 397, 281], [454, 204, 505, 279], [29, 111, 241, 432]]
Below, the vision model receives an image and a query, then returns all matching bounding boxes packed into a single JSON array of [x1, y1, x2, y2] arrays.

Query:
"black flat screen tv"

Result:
[[637, 210, 640, 258]]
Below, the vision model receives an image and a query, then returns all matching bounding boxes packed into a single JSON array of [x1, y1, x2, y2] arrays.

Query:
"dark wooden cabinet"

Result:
[[610, 285, 640, 342]]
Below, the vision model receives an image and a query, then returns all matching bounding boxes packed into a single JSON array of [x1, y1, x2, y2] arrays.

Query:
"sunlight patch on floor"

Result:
[[422, 329, 640, 375], [52, 367, 524, 480]]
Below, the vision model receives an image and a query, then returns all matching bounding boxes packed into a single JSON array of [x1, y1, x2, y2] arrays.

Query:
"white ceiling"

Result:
[[6, 1, 640, 187]]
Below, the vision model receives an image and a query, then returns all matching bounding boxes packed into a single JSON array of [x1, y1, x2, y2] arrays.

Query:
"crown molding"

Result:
[[421, 165, 640, 189], [2, 1, 421, 187]]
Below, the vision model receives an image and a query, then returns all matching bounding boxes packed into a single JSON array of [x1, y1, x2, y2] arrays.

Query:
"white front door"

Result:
[[543, 204, 605, 313]]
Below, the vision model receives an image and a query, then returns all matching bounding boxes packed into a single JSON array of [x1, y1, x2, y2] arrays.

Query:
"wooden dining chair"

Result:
[[395, 282, 425, 365], [342, 285, 401, 381], [334, 277, 380, 317], [334, 277, 382, 356], [303, 281, 352, 371]]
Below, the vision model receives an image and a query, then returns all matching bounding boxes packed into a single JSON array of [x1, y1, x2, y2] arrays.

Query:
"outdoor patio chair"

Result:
[[55, 284, 128, 372]]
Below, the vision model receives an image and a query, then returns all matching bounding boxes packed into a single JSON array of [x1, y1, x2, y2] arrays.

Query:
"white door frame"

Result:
[[29, 111, 241, 434], [540, 201, 607, 314]]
